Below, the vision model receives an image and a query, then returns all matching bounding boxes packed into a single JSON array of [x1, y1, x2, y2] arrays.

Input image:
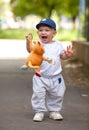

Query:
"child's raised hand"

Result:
[[26, 33, 30, 41], [26, 33, 33, 53], [64, 45, 74, 58], [26, 33, 33, 41]]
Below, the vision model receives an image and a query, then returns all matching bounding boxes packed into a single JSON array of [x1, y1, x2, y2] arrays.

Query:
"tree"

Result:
[[10, 0, 78, 19], [85, 0, 89, 41]]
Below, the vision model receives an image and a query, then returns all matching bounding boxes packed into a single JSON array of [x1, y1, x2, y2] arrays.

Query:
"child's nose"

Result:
[[42, 30, 46, 34]]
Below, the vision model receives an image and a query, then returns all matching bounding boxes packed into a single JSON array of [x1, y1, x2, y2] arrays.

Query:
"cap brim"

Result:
[[36, 23, 53, 29]]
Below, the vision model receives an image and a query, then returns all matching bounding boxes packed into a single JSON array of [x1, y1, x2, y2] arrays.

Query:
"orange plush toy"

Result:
[[21, 34, 54, 76]]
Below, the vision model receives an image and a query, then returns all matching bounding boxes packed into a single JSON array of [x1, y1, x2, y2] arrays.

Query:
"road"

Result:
[[0, 39, 89, 130]]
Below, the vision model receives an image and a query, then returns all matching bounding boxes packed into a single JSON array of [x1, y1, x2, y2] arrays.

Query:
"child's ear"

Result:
[[53, 30, 57, 37]]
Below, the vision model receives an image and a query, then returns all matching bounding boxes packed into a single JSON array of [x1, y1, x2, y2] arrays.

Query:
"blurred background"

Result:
[[0, 0, 89, 66], [0, 0, 88, 41]]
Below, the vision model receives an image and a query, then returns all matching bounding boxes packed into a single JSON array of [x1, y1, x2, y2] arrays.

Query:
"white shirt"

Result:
[[40, 40, 64, 78]]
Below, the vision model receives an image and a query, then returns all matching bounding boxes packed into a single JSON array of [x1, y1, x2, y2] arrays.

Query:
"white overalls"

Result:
[[31, 40, 66, 112]]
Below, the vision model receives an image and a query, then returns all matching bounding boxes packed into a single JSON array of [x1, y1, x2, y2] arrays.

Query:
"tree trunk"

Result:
[[85, 0, 89, 41]]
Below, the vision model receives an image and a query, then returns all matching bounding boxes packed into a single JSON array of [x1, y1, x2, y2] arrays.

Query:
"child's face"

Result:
[[37, 26, 56, 43]]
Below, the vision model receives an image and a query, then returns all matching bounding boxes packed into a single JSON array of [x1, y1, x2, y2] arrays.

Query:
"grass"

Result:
[[0, 29, 37, 39], [0, 28, 78, 41], [55, 29, 78, 41]]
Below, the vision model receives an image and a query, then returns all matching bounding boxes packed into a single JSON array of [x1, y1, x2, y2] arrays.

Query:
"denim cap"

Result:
[[36, 18, 56, 30]]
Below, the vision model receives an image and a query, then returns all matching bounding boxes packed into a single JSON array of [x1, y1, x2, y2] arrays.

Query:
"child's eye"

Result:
[[46, 30, 49, 31], [39, 29, 42, 31]]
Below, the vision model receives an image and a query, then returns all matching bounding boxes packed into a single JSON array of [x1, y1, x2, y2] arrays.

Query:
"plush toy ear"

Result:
[[33, 41, 37, 45], [32, 41, 35, 46]]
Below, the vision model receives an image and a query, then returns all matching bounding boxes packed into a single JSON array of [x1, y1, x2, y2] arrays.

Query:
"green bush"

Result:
[[0, 28, 77, 41], [0, 29, 37, 39]]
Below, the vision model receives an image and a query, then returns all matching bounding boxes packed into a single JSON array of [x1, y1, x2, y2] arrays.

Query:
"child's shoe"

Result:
[[33, 112, 44, 122], [49, 112, 63, 120]]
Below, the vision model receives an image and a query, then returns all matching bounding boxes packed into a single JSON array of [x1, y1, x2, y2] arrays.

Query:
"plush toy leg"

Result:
[[35, 72, 41, 77], [35, 67, 41, 77], [28, 62, 40, 69], [21, 65, 28, 70]]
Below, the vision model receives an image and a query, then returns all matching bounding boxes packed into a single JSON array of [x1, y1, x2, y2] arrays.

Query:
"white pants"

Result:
[[31, 74, 66, 113]]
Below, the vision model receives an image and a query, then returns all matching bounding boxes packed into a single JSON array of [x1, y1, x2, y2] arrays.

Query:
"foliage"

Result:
[[85, 0, 89, 41], [62, 0, 79, 17], [10, 0, 79, 18], [0, 29, 37, 39], [0, 28, 78, 41]]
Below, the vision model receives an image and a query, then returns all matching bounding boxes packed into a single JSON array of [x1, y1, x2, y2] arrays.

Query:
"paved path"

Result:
[[0, 39, 89, 130]]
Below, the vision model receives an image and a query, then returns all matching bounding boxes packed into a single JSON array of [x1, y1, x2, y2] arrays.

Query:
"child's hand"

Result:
[[60, 45, 74, 60], [26, 33, 33, 41], [26, 33, 30, 41], [64, 45, 74, 58], [47, 58, 56, 65], [26, 33, 33, 53]]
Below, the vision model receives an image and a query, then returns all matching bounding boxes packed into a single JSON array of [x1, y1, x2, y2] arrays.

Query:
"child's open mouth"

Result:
[[41, 36, 48, 42], [41, 36, 47, 39]]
